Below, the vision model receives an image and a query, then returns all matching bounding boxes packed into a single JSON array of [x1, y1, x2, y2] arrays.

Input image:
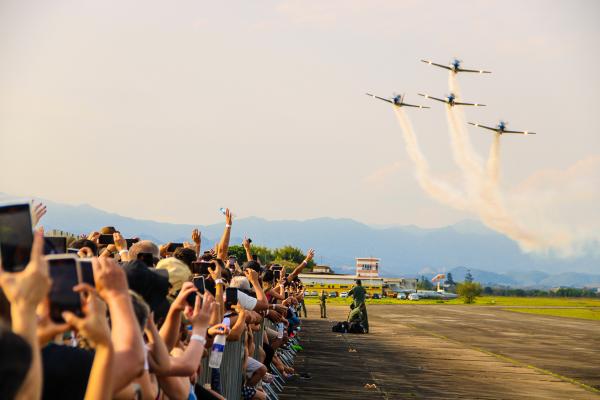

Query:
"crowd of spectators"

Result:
[[0, 204, 313, 400]]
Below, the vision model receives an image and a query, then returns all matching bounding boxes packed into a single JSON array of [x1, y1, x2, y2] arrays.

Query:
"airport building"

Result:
[[299, 257, 417, 297]]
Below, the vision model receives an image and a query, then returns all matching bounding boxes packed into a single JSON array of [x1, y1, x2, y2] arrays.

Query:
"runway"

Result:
[[280, 304, 600, 399]]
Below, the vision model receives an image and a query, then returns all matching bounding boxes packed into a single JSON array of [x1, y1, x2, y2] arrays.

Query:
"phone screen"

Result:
[[225, 287, 238, 307], [126, 238, 139, 248], [79, 259, 95, 287], [48, 257, 82, 323], [0, 203, 33, 272], [193, 276, 205, 294], [167, 242, 183, 252], [98, 234, 114, 245], [44, 236, 67, 255], [273, 270, 281, 281]]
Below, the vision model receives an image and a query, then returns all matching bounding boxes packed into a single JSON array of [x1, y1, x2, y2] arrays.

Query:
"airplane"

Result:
[[421, 58, 491, 74], [365, 93, 430, 109], [418, 92, 485, 107], [468, 121, 536, 135]]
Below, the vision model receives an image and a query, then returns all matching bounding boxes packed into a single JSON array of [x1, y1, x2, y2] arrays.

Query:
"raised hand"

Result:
[[172, 282, 197, 312], [62, 284, 111, 348], [305, 249, 315, 262], [0, 230, 50, 311], [242, 237, 251, 250], [224, 208, 233, 226], [92, 257, 129, 301], [192, 229, 201, 245], [31, 201, 47, 227], [207, 323, 229, 337], [208, 260, 222, 281]]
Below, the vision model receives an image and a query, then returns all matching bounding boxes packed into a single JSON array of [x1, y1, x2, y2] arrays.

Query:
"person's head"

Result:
[[242, 260, 262, 274], [70, 239, 98, 256], [356, 279, 362, 286], [173, 247, 196, 268], [0, 325, 32, 400], [100, 226, 117, 235], [129, 240, 160, 264], [230, 276, 251, 291], [156, 257, 191, 297]]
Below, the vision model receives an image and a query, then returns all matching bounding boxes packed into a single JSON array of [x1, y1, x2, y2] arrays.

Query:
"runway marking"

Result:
[[404, 323, 600, 396]]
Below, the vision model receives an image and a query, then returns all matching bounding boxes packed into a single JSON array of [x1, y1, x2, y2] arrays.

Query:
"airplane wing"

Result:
[[421, 59, 451, 71], [504, 130, 536, 135], [365, 93, 393, 104], [401, 102, 430, 109], [468, 122, 498, 132], [457, 67, 491, 74], [418, 93, 447, 103], [454, 101, 486, 107]]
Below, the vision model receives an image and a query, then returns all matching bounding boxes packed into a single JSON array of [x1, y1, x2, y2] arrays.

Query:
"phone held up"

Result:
[[46, 255, 85, 323], [0, 202, 34, 273]]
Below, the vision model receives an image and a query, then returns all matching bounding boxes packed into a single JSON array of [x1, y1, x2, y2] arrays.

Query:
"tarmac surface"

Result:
[[280, 304, 600, 399]]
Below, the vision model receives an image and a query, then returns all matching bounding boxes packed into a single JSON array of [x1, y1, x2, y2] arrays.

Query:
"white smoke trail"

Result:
[[393, 106, 469, 210], [446, 73, 546, 251]]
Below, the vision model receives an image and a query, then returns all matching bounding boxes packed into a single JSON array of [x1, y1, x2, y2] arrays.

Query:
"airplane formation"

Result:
[[366, 58, 536, 137]]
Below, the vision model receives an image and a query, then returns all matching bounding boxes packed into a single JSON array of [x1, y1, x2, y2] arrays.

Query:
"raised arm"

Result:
[[242, 237, 253, 262], [0, 231, 50, 400], [208, 261, 225, 326], [159, 282, 197, 351], [287, 249, 315, 282], [217, 209, 233, 260], [93, 257, 145, 393], [62, 285, 114, 400], [244, 268, 268, 311]]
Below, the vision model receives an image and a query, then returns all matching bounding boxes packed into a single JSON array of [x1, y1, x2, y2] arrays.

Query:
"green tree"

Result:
[[417, 275, 434, 290], [273, 245, 315, 267], [251, 245, 274, 264], [227, 245, 248, 262], [457, 281, 482, 304], [445, 272, 455, 285], [464, 270, 474, 283]]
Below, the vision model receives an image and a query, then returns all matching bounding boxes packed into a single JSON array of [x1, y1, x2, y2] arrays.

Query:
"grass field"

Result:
[[503, 307, 600, 321], [303, 296, 600, 307]]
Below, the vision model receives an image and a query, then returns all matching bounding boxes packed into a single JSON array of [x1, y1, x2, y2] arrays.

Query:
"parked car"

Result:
[[310, 291, 318, 296], [397, 293, 407, 300], [408, 293, 420, 301], [372, 293, 381, 299], [340, 292, 348, 298], [328, 292, 337, 298]]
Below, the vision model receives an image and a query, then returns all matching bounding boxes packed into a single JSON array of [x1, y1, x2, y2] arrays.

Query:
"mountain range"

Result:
[[2, 194, 599, 288]]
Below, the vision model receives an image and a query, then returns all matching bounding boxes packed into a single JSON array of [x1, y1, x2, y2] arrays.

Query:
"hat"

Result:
[[156, 257, 192, 295], [122, 260, 170, 313]]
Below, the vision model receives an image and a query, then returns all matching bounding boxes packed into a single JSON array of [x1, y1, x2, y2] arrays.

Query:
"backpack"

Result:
[[332, 321, 349, 333], [348, 321, 365, 334]]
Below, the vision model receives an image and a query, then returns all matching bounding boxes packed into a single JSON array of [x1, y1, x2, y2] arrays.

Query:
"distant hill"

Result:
[[2, 194, 599, 286]]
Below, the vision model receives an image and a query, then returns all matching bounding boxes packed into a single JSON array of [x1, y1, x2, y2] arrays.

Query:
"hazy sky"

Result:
[[1, 0, 599, 230]]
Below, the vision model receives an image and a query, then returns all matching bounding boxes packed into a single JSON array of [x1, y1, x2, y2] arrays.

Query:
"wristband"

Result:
[[226, 224, 231, 228], [215, 278, 224, 285], [119, 249, 129, 255], [190, 334, 206, 345]]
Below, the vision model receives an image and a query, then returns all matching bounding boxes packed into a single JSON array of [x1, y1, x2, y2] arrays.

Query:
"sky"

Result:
[[1, 0, 599, 235]]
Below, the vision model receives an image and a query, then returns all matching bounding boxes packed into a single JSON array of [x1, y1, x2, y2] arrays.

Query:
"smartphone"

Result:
[[228, 256, 236, 266], [98, 234, 114, 245], [126, 238, 139, 248], [273, 270, 281, 281], [79, 259, 95, 287], [67, 248, 80, 254], [191, 261, 212, 275], [186, 276, 206, 307], [225, 287, 238, 308], [44, 236, 67, 255], [167, 242, 183, 252], [193, 276, 205, 294], [0, 202, 33, 273], [137, 252, 155, 267], [46, 255, 83, 323]]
